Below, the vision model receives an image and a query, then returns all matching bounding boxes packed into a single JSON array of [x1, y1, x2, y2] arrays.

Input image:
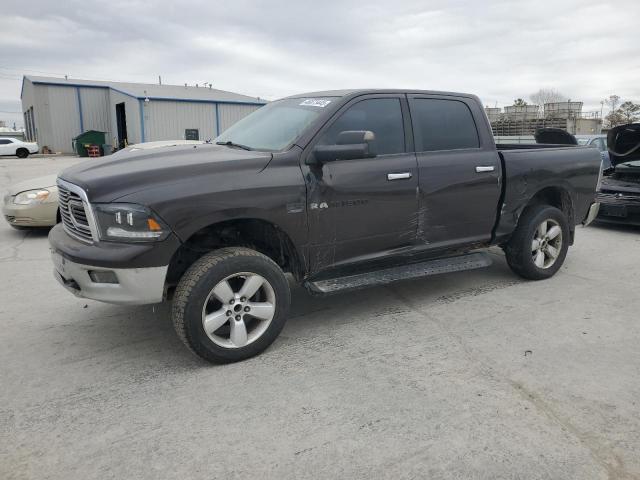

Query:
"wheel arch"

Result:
[[519, 185, 575, 243], [166, 218, 305, 287], [16, 147, 29, 157]]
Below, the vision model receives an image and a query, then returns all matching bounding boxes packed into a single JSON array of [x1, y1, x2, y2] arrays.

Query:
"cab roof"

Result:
[[284, 89, 477, 100]]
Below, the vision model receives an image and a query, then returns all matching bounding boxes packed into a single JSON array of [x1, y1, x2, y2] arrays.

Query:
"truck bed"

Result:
[[493, 145, 601, 242]]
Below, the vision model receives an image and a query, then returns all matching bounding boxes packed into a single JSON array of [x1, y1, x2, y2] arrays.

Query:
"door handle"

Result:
[[387, 172, 412, 181], [475, 166, 495, 173]]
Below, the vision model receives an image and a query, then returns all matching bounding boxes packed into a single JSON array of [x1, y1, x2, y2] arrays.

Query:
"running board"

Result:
[[305, 252, 492, 294]]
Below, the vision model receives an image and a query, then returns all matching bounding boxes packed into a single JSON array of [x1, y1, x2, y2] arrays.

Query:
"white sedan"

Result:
[[0, 137, 39, 158]]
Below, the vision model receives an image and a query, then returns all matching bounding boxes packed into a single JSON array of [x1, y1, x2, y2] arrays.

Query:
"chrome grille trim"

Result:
[[57, 179, 99, 244], [597, 192, 640, 204]]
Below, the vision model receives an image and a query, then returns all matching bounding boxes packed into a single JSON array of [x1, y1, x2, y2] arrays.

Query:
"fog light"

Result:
[[88, 270, 119, 284]]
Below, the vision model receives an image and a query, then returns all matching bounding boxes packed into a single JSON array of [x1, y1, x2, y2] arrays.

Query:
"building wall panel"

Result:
[[218, 103, 261, 133], [143, 101, 216, 142], [79, 87, 111, 138], [37, 85, 81, 153], [20, 79, 36, 142]]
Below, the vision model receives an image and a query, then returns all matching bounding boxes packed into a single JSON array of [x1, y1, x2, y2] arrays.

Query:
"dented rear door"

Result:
[[408, 94, 501, 248]]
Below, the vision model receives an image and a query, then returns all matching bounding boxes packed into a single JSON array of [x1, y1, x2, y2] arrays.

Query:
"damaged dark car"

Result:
[[48, 89, 602, 363], [597, 124, 640, 226]]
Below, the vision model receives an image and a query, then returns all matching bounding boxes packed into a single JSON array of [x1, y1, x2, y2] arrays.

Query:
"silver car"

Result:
[[2, 174, 59, 228], [575, 135, 611, 170]]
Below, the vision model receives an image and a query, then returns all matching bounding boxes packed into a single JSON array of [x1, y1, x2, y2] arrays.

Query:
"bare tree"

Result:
[[513, 98, 528, 106], [529, 88, 568, 107], [618, 101, 640, 124], [605, 95, 621, 112], [604, 95, 624, 127]]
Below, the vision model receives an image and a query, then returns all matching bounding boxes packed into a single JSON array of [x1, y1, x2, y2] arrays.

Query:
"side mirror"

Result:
[[310, 130, 376, 163]]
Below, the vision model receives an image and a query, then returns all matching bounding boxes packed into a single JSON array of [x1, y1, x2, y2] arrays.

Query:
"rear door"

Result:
[[305, 95, 419, 271], [408, 95, 501, 248]]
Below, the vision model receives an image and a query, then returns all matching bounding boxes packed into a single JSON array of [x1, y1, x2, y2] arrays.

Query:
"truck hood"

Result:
[[608, 123, 640, 166], [58, 143, 273, 202]]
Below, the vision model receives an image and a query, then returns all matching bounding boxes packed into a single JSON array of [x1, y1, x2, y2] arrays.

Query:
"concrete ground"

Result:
[[1, 156, 639, 480]]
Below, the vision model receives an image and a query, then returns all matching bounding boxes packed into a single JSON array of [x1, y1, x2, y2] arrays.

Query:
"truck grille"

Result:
[[58, 183, 94, 243], [597, 192, 640, 204]]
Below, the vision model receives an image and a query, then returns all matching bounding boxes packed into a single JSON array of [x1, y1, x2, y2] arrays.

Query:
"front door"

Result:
[[408, 95, 502, 248], [304, 95, 419, 272]]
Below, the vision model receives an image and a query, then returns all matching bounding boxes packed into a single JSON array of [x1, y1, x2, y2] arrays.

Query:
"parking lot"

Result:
[[1, 156, 639, 479]]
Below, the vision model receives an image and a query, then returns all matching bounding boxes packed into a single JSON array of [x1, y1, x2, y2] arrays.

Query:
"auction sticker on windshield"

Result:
[[299, 99, 332, 107]]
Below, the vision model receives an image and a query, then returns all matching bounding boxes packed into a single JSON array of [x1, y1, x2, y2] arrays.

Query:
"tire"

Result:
[[172, 247, 291, 363], [16, 148, 29, 159], [504, 205, 570, 280]]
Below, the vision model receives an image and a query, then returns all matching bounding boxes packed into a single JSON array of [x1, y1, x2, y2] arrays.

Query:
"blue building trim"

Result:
[[139, 100, 146, 143], [143, 96, 266, 106], [76, 87, 84, 133], [29, 80, 266, 105], [215, 103, 220, 136]]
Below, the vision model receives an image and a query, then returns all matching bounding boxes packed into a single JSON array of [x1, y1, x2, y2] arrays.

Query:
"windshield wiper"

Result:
[[216, 140, 253, 151]]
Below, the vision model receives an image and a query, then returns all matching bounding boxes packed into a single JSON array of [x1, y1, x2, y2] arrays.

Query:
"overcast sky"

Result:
[[1, 0, 639, 128]]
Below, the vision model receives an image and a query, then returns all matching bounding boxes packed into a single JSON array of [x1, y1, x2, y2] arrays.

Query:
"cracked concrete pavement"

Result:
[[1, 156, 639, 479]]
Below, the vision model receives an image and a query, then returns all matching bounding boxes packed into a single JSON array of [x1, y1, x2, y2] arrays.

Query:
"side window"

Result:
[[595, 138, 607, 152], [0, 139, 11, 145], [318, 98, 405, 155], [410, 99, 479, 152]]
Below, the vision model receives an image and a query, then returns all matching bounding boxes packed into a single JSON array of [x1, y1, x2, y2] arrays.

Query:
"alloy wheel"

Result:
[[531, 219, 563, 269], [201, 272, 276, 348]]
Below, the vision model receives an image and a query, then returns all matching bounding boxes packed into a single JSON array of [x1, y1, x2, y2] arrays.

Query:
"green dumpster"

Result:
[[73, 130, 107, 157]]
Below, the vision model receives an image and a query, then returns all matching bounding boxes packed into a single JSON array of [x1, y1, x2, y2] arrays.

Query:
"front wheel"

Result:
[[172, 247, 291, 363], [504, 205, 570, 280]]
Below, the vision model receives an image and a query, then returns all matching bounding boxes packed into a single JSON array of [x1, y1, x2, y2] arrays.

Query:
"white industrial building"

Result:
[[20, 76, 266, 153]]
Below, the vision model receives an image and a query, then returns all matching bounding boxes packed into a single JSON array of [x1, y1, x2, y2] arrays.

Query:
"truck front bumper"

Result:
[[51, 251, 167, 305], [582, 202, 600, 226], [48, 223, 180, 305]]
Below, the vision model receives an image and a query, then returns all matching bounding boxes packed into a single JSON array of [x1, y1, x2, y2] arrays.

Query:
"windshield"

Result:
[[215, 97, 336, 151]]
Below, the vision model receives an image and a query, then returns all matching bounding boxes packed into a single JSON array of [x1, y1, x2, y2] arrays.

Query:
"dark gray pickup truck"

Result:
[[49, 89, 602, 363]]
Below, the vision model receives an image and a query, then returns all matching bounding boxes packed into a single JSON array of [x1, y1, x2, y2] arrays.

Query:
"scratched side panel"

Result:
[[495, 146, 601, 241]]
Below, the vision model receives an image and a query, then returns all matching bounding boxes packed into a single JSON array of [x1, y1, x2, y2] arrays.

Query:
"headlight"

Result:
[[13, 188, 53, 205], [93, 203, 170, 242]]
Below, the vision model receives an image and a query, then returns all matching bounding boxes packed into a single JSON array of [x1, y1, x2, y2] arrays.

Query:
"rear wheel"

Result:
[[504, 205, 569, 280], [172, 247, 291, 363], [16, 148, 29, 159]]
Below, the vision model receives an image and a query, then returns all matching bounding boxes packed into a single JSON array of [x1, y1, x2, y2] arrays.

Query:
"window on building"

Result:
[[410, 99, 480, 152], [318, 98, 405, 155], [185, 129, 199, 141]]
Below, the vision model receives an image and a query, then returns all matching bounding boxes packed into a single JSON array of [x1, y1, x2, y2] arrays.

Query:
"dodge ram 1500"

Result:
[[49, 89, 602, 363]]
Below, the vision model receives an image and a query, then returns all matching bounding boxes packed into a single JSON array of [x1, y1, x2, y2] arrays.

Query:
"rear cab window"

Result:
[[409, 98, 480, 152]]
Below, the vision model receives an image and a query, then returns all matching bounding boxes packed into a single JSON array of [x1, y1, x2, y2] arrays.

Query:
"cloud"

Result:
[[1, 0, 639, 127]]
